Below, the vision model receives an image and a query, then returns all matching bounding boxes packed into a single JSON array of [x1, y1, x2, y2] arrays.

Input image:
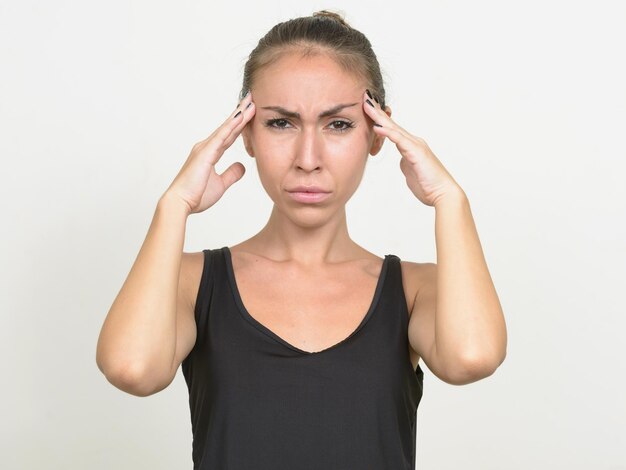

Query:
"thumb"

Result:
[[219, 162, 246, 190]]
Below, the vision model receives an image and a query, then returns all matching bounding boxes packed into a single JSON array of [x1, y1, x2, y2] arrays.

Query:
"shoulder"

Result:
[[179, 250, 210, 311], [181, 250, 206, 275], [398, 258, 437, 317]]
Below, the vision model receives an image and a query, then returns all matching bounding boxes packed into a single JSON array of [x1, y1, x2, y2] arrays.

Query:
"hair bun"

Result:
[[312, 10, 351, 28]]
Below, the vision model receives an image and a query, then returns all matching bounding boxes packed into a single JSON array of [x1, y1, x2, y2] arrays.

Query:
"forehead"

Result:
[[253, 53, 366, 103]]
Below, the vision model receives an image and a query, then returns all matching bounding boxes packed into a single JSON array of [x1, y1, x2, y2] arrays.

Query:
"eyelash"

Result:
[[263, 118, 356, 133]]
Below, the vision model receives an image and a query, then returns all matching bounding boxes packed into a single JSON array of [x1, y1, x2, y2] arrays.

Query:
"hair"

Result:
[[239, 10, 387, 110]]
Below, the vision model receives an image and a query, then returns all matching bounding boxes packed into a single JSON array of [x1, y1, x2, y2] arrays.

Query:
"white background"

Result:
[[2, 1, 625, 468]]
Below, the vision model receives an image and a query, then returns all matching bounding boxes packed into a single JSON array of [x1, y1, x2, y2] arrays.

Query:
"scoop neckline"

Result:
[[222, 246, 391, 356]]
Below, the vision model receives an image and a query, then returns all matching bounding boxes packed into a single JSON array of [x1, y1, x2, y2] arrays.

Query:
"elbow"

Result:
[[445, 350, 506, 385], [96, 340, 171, 397], [97, 359, 165, 397]]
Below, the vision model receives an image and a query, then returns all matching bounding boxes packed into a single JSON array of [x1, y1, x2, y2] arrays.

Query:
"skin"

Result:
[[239, 52, 392, 265], [231, 50, 507, 384], [96, 49, 506, 396], [219, 52, 424, 374]]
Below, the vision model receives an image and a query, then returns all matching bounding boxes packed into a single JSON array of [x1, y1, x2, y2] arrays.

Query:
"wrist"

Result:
[[433, 186, 468, 209], [157, 192, 192, 217]]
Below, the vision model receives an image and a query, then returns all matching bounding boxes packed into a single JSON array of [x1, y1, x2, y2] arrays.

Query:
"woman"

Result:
[[96, 10, 507, 469]]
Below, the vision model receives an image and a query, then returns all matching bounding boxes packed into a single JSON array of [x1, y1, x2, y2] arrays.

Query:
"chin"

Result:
[[273, 198, 342, 226]]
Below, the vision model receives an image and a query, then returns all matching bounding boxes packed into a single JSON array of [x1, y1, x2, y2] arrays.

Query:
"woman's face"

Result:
[[242, 52, 388, 223]]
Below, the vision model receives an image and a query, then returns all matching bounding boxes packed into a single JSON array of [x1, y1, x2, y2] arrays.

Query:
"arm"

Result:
[[360, 91, 507, 384], [96, 90, 254, 395], [428, 188, 507, 383], [95, 193, 192, 396]]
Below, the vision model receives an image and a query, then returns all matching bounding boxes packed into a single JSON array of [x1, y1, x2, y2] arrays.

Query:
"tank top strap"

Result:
[[390, 254, 411, 322], [378, 253, 411, 327], [386, 254, 425, 378], [191, 248, 221, 348]]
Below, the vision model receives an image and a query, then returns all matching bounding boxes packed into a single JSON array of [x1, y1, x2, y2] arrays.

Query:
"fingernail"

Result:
[[233, 110, 242, 119], [366, 89, 373, 100], [366, 99, 375, 108]]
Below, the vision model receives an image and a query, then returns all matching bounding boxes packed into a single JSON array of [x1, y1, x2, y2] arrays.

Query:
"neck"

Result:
[[244, 204, 360, 267]]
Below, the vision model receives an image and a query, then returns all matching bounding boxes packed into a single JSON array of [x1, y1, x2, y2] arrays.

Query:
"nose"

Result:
[[293, 126, 322, 172]]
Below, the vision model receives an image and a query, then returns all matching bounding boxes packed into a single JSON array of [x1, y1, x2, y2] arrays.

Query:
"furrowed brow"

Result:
[[260, 102, 359, 119]]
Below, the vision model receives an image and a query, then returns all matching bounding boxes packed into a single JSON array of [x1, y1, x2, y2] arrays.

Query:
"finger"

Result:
[[375, 125, 429, 164], [362, 90, 413, 140], [222, 96, 255, 147], [362, 89, 390, 126], [361, 101, 421, 153], [200, 92, 254, 153], [219, 90, 253, 133], [219, 161, 246, 190], [368, 114, 425, 160]]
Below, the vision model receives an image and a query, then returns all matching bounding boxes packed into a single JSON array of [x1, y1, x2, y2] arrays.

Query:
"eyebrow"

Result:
[[259, 102, 359, 119]]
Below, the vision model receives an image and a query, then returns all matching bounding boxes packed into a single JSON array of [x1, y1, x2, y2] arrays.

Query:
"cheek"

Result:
[[248, 125, 281, 159], [328, 129, 372, 159], [252, 139, 290, 188]]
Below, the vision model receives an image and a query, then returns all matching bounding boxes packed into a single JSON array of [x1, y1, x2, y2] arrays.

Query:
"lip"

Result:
[[286, 190, 331, 204], [286, 185, 330, 193]]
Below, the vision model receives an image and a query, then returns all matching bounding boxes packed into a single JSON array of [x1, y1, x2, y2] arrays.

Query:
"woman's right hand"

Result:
[[163, 90, 256, 215]]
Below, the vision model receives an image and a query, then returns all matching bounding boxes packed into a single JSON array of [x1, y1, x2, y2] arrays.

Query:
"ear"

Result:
[[369, 106, 392, 156], [241, 125, 255, 158]]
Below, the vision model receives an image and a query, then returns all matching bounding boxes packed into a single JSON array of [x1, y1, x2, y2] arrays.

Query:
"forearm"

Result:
[[434, 189, 507, 375], [96, 193, 190, 388]]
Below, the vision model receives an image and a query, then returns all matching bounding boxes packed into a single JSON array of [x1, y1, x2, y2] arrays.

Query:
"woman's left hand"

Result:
[[363, 90, 464, 207]]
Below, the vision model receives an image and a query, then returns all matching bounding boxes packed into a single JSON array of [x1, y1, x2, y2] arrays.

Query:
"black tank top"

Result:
[[181, 246, 424, 469]]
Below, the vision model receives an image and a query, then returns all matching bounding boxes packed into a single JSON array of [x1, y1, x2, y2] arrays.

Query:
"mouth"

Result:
[[286, 190, 331, 204]]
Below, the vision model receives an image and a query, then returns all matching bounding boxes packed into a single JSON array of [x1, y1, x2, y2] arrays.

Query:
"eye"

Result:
[[263, 118, 356, 133], [329, 120, 355, 133], [264, 118, 292, 130]]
